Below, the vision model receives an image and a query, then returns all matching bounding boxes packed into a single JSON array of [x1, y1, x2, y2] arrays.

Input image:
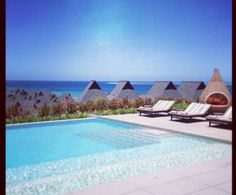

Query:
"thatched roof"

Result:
[[19, 99, 36, 113], [6, 89, 60, 114], [6, 90, 16, 100], [199, 68, 231, 104], [59, 93, 75, 104], [177, 81, 205, 101], [78, 80, 108, 104], [6, 98, 17, 109], [107, 81, 138, 100], [6, 90, 23, 109], [37, 91, 57, 103], [140, 81, 182, 100]]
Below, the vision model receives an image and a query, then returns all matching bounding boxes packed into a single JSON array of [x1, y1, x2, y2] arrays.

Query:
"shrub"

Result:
[[6, 104, 22, 118], [122, 97, 131, 108], [133, 97, 146, 108], [116, 99, 125, 108], [84, 100, 94, 112], [38, 103, 51, 117], [143, 98, 153, 106], [108, 99, 118, 110], [66, 103, 78, 114], [172, 101, 190, 110], [118, 108, 126, 114], [51, 103, 66, 115], [128, 108, 138, 113], [76, 103, 86, 113], [6, 106, 16, 118], [111, 109, 118, 115], [78, 112, 88, 118], [94, 98, 108, 111]]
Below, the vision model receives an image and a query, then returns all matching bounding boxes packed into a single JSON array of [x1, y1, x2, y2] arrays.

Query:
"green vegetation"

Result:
[[6, 108, 138, 124], [172, 101, 190, 111], [6, 97, 191, 124], [92, 108, 138, 115]]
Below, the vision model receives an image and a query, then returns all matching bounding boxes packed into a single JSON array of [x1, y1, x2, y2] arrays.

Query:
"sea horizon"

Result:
[[5, 79, 233, 83], [6, 80, 232, 99]]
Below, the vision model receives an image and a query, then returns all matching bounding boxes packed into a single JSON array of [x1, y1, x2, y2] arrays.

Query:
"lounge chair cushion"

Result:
[[138, 100, 175, 114]]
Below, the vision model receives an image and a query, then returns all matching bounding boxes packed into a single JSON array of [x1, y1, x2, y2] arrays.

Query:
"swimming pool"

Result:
[[6, 118, 231, 194]]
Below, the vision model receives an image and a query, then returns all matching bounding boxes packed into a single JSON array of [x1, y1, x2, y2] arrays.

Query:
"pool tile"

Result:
[[216, 181, 232, 193], [169, 160, 220, 177], [127, 170, 183, 188], [145, 178, 207, 195], [191, 168, 231, 186], [122, 189, 153, 195], [209, 157, 232, 168], [189, 187, 230, 195], [66, 180, 141, 195]]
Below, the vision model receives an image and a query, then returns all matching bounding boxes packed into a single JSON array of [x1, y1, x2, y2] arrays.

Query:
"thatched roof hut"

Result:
[[6, 89, 60, 114], [36, 91, 59, 104], [141, 81, 182, 100], [6, 90, 24, 110], [6, 98, 17, 110], [107, 81, 138, 100], [199, 68, 231, 112], [78, 80, 108, 104], [59, 93, 75, 104], [177, 81, 206, 101], [19, 99, 36, 113]]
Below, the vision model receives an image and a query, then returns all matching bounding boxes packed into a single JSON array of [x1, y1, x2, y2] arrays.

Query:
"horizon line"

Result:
[[6, 79, 232, 83]]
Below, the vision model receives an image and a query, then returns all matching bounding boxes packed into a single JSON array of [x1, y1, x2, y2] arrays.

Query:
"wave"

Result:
[[131, 82, 153, 85], [107, 82, 118, 85]]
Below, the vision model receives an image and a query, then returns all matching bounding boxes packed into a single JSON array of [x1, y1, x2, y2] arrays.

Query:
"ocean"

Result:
[[6, 80, 232, 100]]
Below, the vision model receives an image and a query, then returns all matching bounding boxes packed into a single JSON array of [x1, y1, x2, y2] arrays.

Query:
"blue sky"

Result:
[[6, 0, 232, 82]]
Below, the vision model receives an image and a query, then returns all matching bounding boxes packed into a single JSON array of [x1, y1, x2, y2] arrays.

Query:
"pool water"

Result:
[[6, 118, 231, 195], [6, 118, 163, 168]]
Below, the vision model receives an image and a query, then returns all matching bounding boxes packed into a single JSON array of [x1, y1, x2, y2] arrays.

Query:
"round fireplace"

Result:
[[205, 92, 230, 113]]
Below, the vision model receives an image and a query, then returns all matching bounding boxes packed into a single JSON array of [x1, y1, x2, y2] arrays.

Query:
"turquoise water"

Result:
[[6, 119, 147, 168], [6, 118, 231, 195]]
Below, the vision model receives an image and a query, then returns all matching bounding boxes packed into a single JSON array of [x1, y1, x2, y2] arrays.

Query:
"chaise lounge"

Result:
[[206, 106, 232, 127], [169, 102, 211, 121], [137, 100, 175, 116]]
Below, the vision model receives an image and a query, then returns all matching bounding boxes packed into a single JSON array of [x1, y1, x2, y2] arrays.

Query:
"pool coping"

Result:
[[5, 116, 96, 127]]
